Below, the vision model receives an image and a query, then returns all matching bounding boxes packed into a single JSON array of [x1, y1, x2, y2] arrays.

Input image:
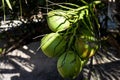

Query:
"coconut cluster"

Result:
[[40, 9, 99, 79]]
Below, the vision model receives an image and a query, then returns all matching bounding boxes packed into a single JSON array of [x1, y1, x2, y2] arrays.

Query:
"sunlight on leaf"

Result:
[[5, 0, 12, 10]]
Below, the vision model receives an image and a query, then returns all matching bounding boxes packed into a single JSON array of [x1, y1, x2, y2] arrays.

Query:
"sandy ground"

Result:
[[0, 42, 120, 80], [0, 42, 63, 80]]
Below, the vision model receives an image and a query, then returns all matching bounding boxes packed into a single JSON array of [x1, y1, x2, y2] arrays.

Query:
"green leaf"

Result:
[[0, 48, 2, 53], [5, 0, 12, 10], [2, 0, 6, 21]]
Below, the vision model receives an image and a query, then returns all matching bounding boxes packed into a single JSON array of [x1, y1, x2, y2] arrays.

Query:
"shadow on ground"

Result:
[[0, 42, 63, 80], [0, 41, 120, 80]]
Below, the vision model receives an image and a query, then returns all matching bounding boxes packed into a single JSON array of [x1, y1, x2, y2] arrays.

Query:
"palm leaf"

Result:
[[5, 0, 12, 10], [2, 0, 6, 21]]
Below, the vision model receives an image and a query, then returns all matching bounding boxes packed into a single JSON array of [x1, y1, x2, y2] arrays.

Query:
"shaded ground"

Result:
[[0, 41, 120, 80], [0, 42, 62, 80]]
